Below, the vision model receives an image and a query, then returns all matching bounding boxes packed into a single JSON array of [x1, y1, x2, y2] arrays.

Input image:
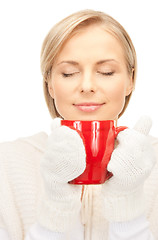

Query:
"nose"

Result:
[[79, 72, 96, 93]]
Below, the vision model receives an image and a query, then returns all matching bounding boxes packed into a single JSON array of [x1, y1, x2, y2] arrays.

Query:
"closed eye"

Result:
[[62, 72, 78, 78], [97, 71, 114, 76]]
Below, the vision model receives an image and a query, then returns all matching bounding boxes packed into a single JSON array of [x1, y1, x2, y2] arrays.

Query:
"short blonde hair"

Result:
[[41, 9, 137, 119]]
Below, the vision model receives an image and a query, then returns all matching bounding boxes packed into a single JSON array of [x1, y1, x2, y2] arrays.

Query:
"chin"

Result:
[[71, 115, 114, 121]]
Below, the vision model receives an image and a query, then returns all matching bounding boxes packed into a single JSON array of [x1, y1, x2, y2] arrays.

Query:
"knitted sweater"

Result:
[[0, 132, 158, 240]]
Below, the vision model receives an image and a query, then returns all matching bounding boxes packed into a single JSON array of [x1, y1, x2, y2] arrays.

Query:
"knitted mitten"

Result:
[[37, 118, 86, 232], [101, 116, 156, 222]]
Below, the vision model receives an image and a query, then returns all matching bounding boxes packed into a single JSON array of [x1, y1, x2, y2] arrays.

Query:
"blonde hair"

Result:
[[41, 9, 137, 118]]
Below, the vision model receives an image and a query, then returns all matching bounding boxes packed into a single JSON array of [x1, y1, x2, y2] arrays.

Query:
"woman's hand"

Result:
[[38, 118, 86, 232], [101, 116, 156, 222]]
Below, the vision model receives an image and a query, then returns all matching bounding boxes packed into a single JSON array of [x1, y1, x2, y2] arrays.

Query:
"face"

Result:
[[48, 25, 133, 120]]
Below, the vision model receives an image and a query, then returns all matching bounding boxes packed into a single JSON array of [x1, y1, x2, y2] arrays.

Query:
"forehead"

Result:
[[56, 25, 125, 64]]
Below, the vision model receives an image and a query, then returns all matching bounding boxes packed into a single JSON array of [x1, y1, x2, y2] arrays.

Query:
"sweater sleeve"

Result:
[[25, 217, 84, 240], [25, 213, 84, 240], [25, 224, 66, 240], [0, 226, 65, 240], [108, 215, 155, 240], [0, 216, 84, 240], [0, 228, 10, 239]]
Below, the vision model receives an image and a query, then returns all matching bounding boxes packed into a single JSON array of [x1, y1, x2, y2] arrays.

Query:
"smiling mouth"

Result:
[[74, 103, 105, 112]]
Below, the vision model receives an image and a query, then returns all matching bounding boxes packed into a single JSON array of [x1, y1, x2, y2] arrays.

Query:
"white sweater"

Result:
[[0, 132, 158, 240]]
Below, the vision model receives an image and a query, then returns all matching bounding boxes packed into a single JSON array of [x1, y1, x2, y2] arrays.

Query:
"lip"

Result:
[[74, 102, 105, 112]]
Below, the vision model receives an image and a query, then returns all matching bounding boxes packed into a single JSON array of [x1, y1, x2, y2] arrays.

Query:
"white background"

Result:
[[0, 0, 158, 142]]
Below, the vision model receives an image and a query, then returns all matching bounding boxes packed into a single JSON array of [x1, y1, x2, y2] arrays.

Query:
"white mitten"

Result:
[[38, 118, 86, 232], [102, 116, 156, 222]]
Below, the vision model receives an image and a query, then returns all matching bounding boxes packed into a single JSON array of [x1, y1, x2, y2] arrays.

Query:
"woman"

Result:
[[0, 9, 158, 240]]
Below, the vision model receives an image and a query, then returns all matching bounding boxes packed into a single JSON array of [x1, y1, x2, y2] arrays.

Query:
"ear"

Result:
[[48, 82, 54, 99], [125, 84, 133, 96], [125, 72, 134, 96]]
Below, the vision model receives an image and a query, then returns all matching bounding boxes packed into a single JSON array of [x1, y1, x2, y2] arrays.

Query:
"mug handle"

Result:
[[115, 126, 128, 138]]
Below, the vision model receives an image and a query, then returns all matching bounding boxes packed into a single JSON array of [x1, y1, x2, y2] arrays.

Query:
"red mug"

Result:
[[61, 120, 127, 184]]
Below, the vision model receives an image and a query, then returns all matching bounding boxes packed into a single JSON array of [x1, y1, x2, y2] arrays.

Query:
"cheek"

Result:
[[51, 81, 73, 117], [106, 81, 127, 111], [51, 78, 73, 99], [53, 83, 64, 100], [53, 85, 65, 109], [111, 84, 126, 102]]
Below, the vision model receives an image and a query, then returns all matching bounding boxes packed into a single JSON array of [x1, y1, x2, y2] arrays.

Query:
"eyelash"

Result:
[[62, 73, 76, 78], [97, 71, 114, 76], [62, 71, 114, 78]]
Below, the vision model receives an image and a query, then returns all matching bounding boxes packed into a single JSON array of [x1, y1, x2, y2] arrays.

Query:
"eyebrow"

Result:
[[57, 61, 79, 66], [57, 59, 119, 66], [96, 59, 119, 65]]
